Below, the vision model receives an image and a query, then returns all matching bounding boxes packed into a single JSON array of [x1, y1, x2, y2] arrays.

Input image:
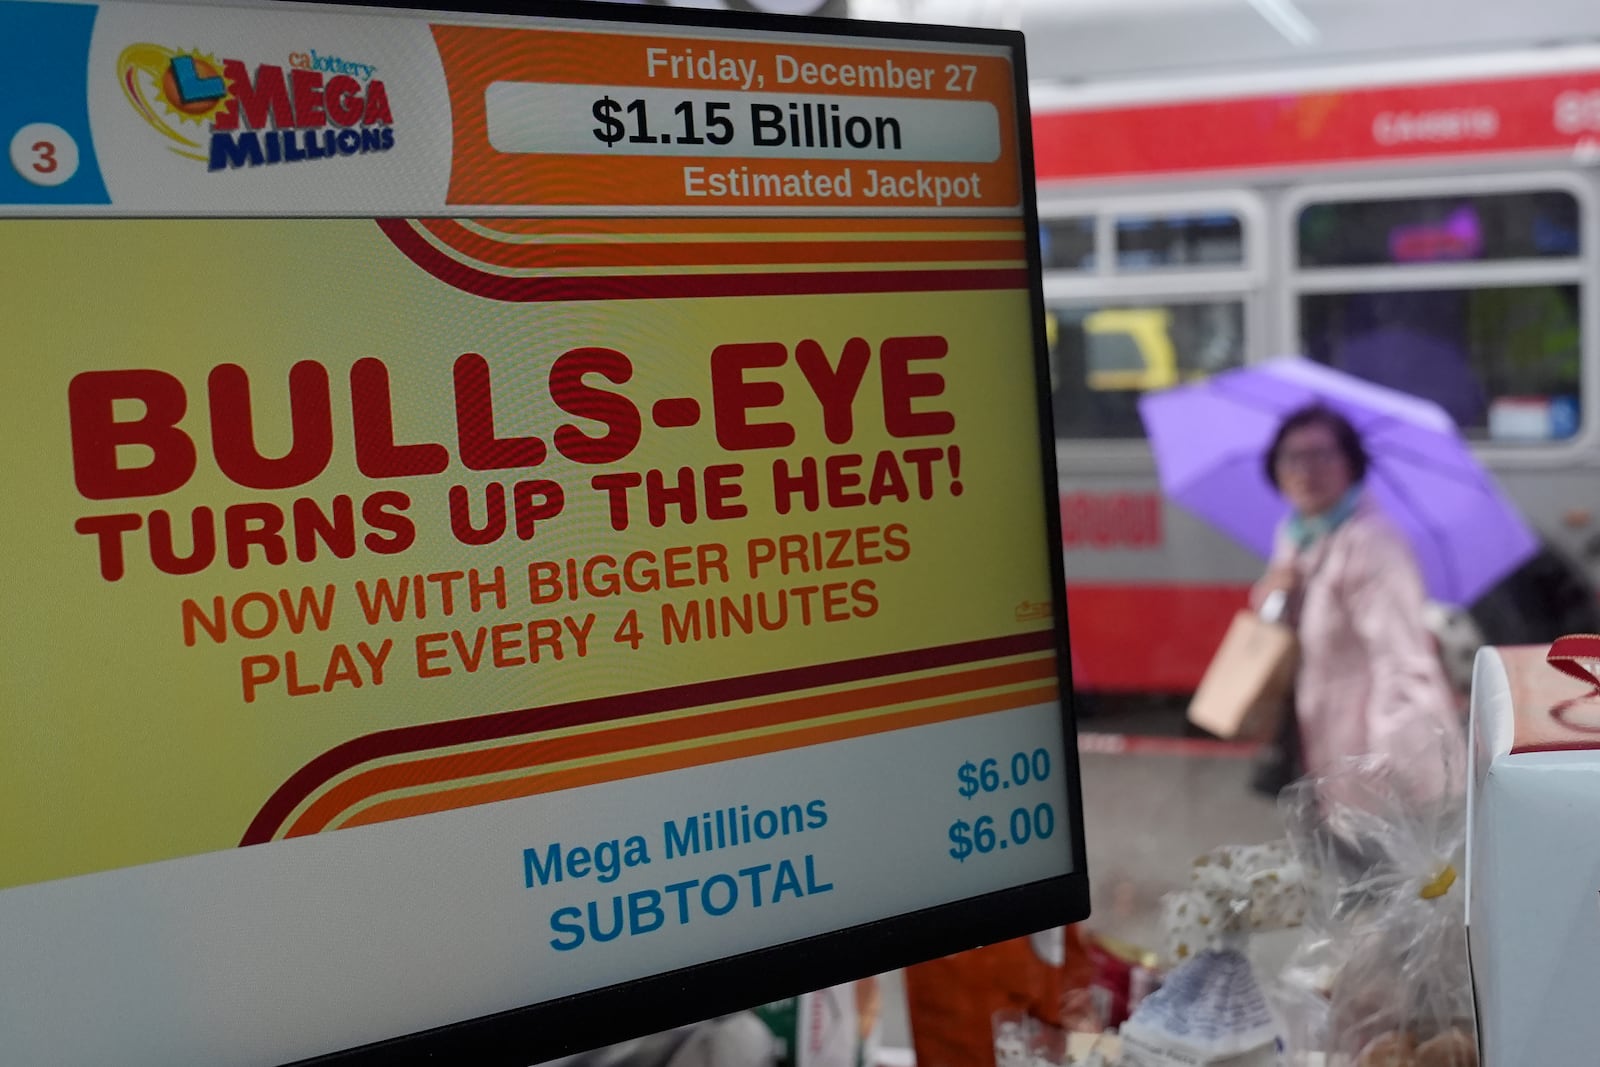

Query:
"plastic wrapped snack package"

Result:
[[1277, 736, 1478, 1067], [1271, 815, 1362, 1061], [1161, 842, 1310, 965], [1268, 934, 1338, 1062], [1119, 843, 1309, 1067]]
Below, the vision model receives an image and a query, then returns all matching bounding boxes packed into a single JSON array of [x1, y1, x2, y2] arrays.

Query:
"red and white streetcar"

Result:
[[1030, 45, 1600, 696]]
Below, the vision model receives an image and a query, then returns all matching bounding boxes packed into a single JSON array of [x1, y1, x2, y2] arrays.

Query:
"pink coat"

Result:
[[1264, 497, 1463, 800]]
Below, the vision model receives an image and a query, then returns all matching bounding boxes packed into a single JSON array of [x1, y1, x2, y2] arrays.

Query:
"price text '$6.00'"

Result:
[[948, 804, 1057, 863], [957, 749, 1051, 799]]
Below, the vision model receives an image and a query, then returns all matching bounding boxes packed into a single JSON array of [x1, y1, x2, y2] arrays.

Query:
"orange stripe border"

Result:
[[242, 630, 1056, 845]]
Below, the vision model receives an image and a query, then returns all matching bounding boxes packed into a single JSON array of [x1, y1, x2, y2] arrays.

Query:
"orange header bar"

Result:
[[432, 24, 1021, 210]]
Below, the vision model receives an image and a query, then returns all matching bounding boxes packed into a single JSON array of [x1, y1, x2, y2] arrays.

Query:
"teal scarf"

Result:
[[1285, 484, 1364, 552]]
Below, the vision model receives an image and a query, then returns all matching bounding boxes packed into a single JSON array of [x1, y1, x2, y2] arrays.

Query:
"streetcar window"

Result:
[[1298, 191, 1580, 267], [1040, 216, 1095, 270], [1300, 285, 1582, 442], [1091, 331, 1145, 374], [1115, 212, 1244, 270], [1049, 300, 1245, 439]]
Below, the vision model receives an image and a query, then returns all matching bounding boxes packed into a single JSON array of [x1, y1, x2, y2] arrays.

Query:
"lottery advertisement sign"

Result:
[[0, 1, 1086, 1064]]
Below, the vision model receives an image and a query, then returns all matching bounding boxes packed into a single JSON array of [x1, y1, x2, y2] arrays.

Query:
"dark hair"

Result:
[[1264, 404, 1369, 489]]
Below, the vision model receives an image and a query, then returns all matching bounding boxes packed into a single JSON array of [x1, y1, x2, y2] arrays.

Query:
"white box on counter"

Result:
[[1468, 644, 1600, 1065]]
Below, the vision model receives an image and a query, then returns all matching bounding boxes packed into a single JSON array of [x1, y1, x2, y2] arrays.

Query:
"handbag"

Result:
[[1186, 590, 1299, 741]]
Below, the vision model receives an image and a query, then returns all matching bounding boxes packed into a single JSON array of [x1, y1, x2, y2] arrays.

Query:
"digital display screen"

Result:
[[0, 1, 1085, 1063]]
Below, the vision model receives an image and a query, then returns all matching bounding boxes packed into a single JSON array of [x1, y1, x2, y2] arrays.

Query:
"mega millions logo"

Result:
[[117, 44, 395, 172]]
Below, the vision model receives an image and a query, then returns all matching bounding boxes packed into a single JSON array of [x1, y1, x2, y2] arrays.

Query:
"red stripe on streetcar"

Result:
[[1034, 68, 1600, 183], [1066, 584, 1250, 693]]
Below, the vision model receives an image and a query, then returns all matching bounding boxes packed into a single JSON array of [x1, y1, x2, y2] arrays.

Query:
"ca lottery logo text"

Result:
[[118, 45, 395, 172]]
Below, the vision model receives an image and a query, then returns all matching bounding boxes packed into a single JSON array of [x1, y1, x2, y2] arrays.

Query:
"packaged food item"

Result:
[[1118, 842, 1309, 1067], [1468, 639, 1600, 1065], [992, 1007, 1067, 1067], [1413, 1029, 1476, 1067], [1277, 731, 1476, 1067], [1119, 949, 1282, 1067], [1082, 934, 1161, 1030], [905, 929, 1094, 1067], [1127, 962, 1163, 1017]]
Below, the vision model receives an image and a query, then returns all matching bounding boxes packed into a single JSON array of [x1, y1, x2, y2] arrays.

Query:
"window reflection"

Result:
[[1040, 217, 1095, 271], [1050, 301, 1245, 439], [1115, 213, 1243, 270], [1298, 191, 1580, 267], [1300, 285, 1582, 441]]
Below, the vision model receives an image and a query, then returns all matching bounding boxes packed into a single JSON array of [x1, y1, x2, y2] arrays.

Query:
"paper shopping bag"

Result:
[[1186, 611, 1297, 741]]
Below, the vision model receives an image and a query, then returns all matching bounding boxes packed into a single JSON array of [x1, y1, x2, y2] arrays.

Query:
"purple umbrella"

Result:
[[1137, 357, 1538, 606]]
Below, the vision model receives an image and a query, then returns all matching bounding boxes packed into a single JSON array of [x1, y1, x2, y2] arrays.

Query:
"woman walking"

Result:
[[1252, 405, 1462, 801]]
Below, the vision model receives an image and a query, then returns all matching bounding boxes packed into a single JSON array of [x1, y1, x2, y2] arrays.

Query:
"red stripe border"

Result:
[[375, 218, 1029, 302], [241, 630, 1056, 846]]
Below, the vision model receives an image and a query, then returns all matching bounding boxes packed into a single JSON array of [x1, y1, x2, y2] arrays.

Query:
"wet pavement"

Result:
[[1077, 739, 1282, 951]]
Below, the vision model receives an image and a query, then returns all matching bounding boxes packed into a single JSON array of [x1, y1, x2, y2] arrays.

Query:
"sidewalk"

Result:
[[1078, 735, 1281, 951]]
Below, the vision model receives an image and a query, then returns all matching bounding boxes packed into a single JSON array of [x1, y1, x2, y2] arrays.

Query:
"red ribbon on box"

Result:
[[1549, 634, 1600, 692]]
